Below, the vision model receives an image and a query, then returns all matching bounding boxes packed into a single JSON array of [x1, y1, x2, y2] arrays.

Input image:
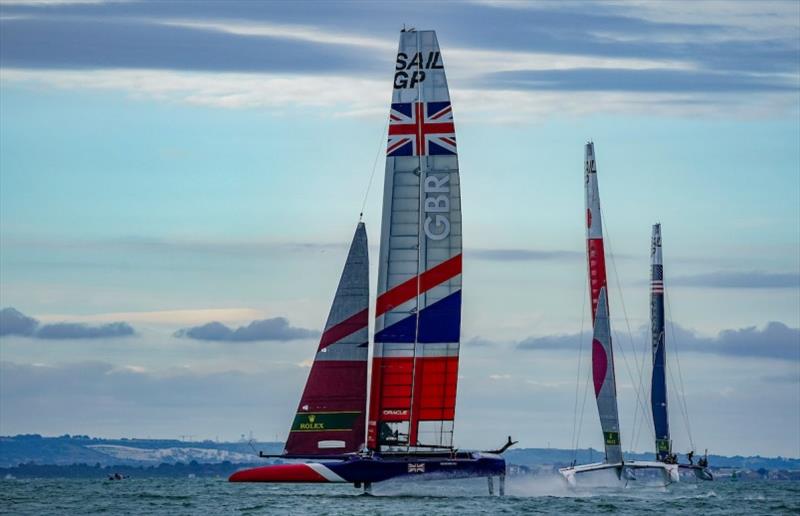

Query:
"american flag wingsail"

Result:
[[650, 223, 671, 461]]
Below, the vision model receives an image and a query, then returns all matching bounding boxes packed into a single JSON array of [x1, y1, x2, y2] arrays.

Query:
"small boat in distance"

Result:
[[230, 28, 511, 495], [559, 142, 676, 486], [650, 223, 712, 481]]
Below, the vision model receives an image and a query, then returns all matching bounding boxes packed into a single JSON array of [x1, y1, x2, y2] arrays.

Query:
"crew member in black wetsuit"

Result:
[[687, 451, 694, 465]]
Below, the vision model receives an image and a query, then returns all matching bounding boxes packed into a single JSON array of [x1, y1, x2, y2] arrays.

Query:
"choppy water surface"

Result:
[[1, 476, 798, 515]]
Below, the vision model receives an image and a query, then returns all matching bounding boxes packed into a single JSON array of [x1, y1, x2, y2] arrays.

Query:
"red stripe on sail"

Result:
[[586, 238, 607, 324], [318, 309, 368, 350], [286, 359, 368, 456], [408, 356, 459, 444], [376, 254, 462, 317]]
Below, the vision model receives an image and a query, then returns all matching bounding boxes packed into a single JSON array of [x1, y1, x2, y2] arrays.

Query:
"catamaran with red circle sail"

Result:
[[558, 143, 678, 486], [229, 29, 511, 494]]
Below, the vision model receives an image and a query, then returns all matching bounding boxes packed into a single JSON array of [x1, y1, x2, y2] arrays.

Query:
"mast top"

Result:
[[585, 141, 596, 162]]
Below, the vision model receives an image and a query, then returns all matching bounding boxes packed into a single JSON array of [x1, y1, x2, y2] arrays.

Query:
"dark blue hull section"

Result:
[[331, 452, 505, 483], [229, 452, 506, 484]]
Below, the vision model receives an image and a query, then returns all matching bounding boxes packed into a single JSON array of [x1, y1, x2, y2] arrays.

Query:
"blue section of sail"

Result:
[[391, 103, 412, 117], [651, 263, 670, 461], [428, 140, 455, 155], [426, 101, 450, 114], [374, 291, 461, 344], [374, 311, 416, 343], [418, 290, 461, 343], [387, 140, 413, 157]]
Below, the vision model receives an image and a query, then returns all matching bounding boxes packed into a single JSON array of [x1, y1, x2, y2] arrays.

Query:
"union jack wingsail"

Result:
[[368, 29, 462, 451], [283, 223, 369, 455], [231, 30, 508, 491]]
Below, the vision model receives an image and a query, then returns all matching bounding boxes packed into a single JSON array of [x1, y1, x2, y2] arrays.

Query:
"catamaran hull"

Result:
[[679, 464, 713, 481], [559, 461, 679, 486], [229, 453, 505, 484]]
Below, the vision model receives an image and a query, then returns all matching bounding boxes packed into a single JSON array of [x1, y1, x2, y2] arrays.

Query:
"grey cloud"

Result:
[[760, 372, 799, 384], [470, 249, 582, 261], [5, 235, 346, 257], [0, 307, 135, 339], [1, 1, 797, 81], [518, 333, 584, 351], [36, 321, 135, 339], [0, 360, 302, 437], [0, 307, 38, 336], [484, 68, 798, 93], [669, 270, 800, 289], [517, 321, 799, 361], [175, 317, 318, 342], [464, 336, 495, 347], [713, 322, 799, 360]]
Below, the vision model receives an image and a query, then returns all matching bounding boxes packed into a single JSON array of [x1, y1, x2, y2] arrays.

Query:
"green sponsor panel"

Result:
[[656, 439, 671, 453], [604, 431, 620, 445], [290, 412, 360, 432]]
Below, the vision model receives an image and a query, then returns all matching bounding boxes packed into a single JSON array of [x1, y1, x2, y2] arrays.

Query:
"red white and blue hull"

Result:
[[229, 452, 505, 485]]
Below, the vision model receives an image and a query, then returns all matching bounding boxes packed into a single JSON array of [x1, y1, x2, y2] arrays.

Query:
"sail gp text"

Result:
[[394, 51, 443, 89], [424, 174, 450, 240]]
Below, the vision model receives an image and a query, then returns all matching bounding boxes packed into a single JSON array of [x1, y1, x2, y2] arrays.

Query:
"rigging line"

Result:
[[570, 275, 589, 458], [574, 344, 593, 461], [663, 336, 692, 451], [408, 29, 424, 451], [601, 219, 655, 435], [664, 291, 693, 450], [632, 341, 654, 452], [632, 302, 657, 453], [601, 214, 655, 443], [359, 115, 390, 221], [665, 351, 691, 451], [631, 341, 653, 453], [665, 289, 695, 450]]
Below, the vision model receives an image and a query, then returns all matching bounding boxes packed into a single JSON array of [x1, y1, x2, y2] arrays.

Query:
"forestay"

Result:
[[368, 29, 462, 451]]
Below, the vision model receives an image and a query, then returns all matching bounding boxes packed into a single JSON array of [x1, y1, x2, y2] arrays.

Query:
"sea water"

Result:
[[1, 476, 798, 515]]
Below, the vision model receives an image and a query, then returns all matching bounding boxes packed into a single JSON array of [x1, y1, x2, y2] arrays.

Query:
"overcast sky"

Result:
[[0, 0, 798, 458]]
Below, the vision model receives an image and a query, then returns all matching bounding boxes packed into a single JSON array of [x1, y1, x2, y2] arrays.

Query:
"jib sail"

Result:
[[284, 223, 369, 455]]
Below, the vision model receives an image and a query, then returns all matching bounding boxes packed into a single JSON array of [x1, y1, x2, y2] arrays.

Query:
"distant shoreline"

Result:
[[2, 434, 798, 477]]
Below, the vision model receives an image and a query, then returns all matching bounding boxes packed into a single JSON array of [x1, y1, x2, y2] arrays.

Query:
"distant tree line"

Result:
[[0, 461, 265, 479]]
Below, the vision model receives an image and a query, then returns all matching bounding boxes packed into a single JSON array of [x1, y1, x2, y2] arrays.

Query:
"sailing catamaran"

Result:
[[230, 29, 510, 494], [650, 224, 713, 481], [559, 143, 676, 486]]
